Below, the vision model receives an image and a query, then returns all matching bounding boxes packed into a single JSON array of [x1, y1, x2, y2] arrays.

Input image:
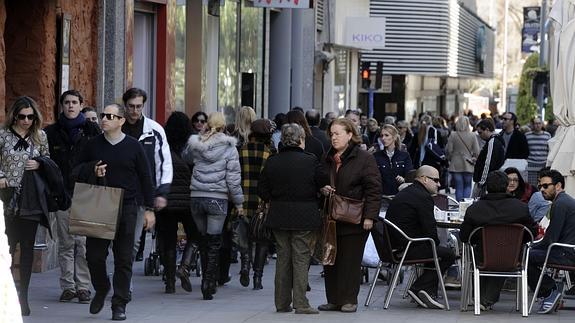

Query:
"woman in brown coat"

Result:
[[446, 116, 480, 201], [318, 118, 382, 313]]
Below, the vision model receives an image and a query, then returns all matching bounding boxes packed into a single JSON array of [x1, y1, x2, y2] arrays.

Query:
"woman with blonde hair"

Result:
[[231, 106, 257, 148], [374, 125, 413, 195], [0, 96, 49, 315], [319, 118, 381, 312], [446, 116, 480, 201], [183, 112, 244, 300]]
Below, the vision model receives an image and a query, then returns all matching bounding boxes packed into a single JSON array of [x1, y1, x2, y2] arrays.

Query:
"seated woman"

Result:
[[504, 167, 534, 203]]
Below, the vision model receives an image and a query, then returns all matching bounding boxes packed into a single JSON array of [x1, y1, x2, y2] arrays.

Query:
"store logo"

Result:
[[352, 33, 385, 42]]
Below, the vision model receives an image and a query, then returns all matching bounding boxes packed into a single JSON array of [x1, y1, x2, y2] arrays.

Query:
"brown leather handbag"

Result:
[[330, 192, 364, 224]]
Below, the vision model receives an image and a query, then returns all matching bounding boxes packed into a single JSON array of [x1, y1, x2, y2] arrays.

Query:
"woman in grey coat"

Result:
[[183, 112, 244, 300], [446, 116, 480, 201]]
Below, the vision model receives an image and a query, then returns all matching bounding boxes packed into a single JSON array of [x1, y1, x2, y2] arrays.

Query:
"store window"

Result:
[[218, 1, 238, 118], [334, 48, 350, 114], [174, 0, 186, 111]]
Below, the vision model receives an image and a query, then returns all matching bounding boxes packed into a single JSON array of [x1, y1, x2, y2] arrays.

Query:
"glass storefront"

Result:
[[334, 47, 350, 114]]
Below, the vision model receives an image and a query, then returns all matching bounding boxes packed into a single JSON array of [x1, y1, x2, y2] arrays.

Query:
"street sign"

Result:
[[253, 0, 312, 9]]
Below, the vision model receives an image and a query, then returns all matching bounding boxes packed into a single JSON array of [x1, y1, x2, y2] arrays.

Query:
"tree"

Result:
[[515, 53, 540, 126]]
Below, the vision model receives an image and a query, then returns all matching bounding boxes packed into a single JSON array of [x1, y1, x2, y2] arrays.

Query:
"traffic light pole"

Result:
[[368, 88, 374, 119]]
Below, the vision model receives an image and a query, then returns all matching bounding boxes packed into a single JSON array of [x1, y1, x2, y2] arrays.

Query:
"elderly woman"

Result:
[[0, 97, 50, 316], [183, 112, 244, 300], [446, 116, 480, 201], [258, 123, 323, 314], [374, 124, 413, 196], [319, 118, 382, 312]]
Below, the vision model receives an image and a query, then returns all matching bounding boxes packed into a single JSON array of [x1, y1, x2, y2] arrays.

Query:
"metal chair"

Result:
[[467, 224, 534, 316], [528, 242, 575, 313], [365, 218, 450, 310]]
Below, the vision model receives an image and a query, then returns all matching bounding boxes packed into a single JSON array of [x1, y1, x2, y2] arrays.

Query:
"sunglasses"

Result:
[[424, 176, 440, 183], [195, 119, 206, 124], [17, 114, 36, 121], [100, 113, 123, 120], [538, 183, 554, 190]]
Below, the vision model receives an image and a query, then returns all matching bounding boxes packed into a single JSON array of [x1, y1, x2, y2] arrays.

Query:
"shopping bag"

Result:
[[69, 182, 124, 240], [321, 217, 337, 266]]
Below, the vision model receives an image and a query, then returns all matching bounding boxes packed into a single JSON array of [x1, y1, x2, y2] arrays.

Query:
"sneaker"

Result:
[[59, 289, 76, 302], [407, 289, 427, 308], [537, 288, 561, 314], [317, 303, 340, 311], [417, 290, 445, 310], [295, 307, 319, 314], [444, 276, 461, 289], [340, 304, 357, 313], [77, 289, 91, 304]]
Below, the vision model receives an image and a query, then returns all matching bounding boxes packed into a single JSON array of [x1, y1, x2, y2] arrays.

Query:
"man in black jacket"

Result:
[[498, 112, 529, 159], [386, 165, 456, 309], [473, 120, 505, 197], [460, 170, 536, 310], [305, 109, 331, 151], [45, 90, 101, 304]]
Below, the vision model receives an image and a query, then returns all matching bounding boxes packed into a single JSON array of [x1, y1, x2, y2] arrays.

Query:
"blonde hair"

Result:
[[381, 124, 402, 149], [202, 112, 226, 142], [6, 96, 44, 145], [455, 116, 471, 132], [234, 106, 256, 145], [328, 118, 362, 145]]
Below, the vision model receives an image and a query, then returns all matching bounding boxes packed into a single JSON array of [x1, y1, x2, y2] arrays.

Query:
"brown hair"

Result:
[[327, 118, 362, 145], [286, 110, 312, 137], [5, 96, 44, 145]]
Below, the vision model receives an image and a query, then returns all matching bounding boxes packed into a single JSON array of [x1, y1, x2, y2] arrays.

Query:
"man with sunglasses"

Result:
[[75, 103, 156, 320], [386, 165, 456, 309], [121, 88, 173, 262], [527, 169, 575, 314], [45, 90, 102, 304]]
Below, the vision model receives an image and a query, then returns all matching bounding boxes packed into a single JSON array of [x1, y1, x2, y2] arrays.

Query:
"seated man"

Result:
[[460, 170, 536, 310], [386, 165, 456, 309], [528, 169, 575, 314]]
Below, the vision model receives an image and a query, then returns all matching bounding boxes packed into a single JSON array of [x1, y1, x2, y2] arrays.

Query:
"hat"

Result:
[[250, 119, 276, 135]]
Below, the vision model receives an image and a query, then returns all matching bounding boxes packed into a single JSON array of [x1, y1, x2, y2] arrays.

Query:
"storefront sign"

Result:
[[253, 0, 311, 9], [522, 6, 540, 53], [345, 17, 386, 49]]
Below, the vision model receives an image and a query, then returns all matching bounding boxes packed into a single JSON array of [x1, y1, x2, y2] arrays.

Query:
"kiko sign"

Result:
[[345, 17, 386, 49]]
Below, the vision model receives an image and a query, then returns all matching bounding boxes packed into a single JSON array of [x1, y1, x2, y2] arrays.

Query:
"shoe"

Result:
[[318, 303, 340, 311], [77, 289, 91, 304], [218, 275, 231, 286], [201, 279, 215, 300], [444, 276, 461, 289], [112, 305, 127, 321], [89, 288, 109, 314], [295, 307, 320, 314], [340, 304, 357, 313], [240, 271, 250, 287], [537, 288, 561, 314], [417, 290, 445, 310], [253, 276, 263, 290], [276, 306, 293, 313], [19, 294, 30, 316], [479, 303, 491, 311], [135, 250, 144, 262], [59, 289, 77, 302], [407, 289, 427, 308], [165, 280, 176, 294], [178, 267, 192, 292]]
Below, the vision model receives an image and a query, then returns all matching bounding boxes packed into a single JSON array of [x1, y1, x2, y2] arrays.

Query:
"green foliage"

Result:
[[515, 53, 540, 126]]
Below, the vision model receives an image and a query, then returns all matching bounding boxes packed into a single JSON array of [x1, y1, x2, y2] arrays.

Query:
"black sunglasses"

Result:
[[17, 114, 36, 121], [195, 119, 206, 124], [424, 176, 440, 183], [100, 113, 123, 120], [538, 183, 554, 190]]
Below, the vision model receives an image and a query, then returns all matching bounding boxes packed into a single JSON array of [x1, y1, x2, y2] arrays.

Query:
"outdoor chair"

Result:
[[467, 224, 534, 316], [528, 242, 575, 313], [364, 219, 450, 310]]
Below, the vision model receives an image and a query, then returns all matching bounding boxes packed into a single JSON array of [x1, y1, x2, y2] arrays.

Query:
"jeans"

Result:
[[451, 172, 473, 202], [86, 203, 138, 307], [190, 197, 228, 235], [55, 209, 90, 291]]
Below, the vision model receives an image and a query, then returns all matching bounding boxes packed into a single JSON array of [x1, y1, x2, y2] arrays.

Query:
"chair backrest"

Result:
[[370, 221, 396, 265], [471, 224, 532, 271], [433, 194, 449, 211]]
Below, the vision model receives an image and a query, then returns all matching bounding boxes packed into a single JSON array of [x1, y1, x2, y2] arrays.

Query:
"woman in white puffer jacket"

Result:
[[183, 112, 244, 300]]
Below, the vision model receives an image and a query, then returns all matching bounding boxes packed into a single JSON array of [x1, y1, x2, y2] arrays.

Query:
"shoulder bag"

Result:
[[329, 169, 363, 225], [249, 200, 273, 241], [456, 132, 476, 165]]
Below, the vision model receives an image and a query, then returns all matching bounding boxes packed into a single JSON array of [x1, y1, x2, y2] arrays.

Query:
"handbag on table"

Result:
[[69, 178, 124, 240]]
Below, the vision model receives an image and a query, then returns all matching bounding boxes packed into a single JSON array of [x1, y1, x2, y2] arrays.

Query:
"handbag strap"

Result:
[[456, 132, 474, 157]]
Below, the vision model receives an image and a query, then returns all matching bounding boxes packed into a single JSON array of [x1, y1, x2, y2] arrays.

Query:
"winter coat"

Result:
[[498, 129, 530, 159], [322, 144, 382, 236], [239, 139, 273, 216], [373, 148, 413, 195], [135, 117, 173, 197], [259, 146, 323, 231], [163, 151, 191, 214], [183, 132, 244, 208], [446, 131, 480, 173]]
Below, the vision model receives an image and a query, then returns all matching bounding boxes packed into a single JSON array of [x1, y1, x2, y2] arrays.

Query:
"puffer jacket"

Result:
[[183, 132, 244, 208]]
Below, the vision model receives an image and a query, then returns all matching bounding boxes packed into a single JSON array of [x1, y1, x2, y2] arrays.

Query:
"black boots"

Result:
[[252, 243, 268, 290], [239, 251, 251, 287], [201, 234, 221, 300], [177, 242, 198, 292]]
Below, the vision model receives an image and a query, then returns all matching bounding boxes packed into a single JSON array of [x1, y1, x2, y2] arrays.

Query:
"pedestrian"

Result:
[[191, 111, 208, 135], [446, 116, 480, 201], [319, 111, 337, 131], [318, 118, 381, 313], [182, 112, 244, 300], [229, 106, 256, 148], [272, 113, 288, 149], [259, 123, 322, 314], [285, 110, 324, 160], [305, 109, 331, 151], [525, 117, 551, 186], [45, 90, 101, 304], [121, 88, 173, 262], [237, 119, 276, 290], [473, 119, 505, 197], [81, 106, 100, 125], [156, 111, 199, 294], [498, 112, 529, 159], [365, 118, 380, 146], [396, 120, 413, 150], [0, 96, 50, 316], [74, 103, 156, 321], [373, 124, 413, 196]]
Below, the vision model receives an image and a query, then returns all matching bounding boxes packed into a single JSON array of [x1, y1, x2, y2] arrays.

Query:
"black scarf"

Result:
[[9, 127, 30, 151], [58, 113, 86, 143]]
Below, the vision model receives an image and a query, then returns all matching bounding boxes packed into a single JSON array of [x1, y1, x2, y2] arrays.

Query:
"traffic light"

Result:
[[361, 62, 371, 89], [375, 61, 383, 89]]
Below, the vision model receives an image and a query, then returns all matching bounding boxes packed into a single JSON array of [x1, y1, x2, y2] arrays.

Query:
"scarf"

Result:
[[9, 127, 30, 151], [58, 112, 85, 143]]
